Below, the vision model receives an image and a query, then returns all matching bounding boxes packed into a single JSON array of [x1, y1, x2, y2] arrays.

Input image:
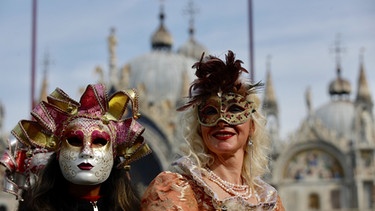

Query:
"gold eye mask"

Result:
[[198, 93, 254, 126]]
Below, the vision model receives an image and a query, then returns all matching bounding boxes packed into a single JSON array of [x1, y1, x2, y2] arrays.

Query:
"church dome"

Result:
[[126, 51, 195, 106], [177, 35, 207, 60], [314, 100, 355, 139]]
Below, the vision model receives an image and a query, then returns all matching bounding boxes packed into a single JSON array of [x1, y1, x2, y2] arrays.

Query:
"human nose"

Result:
[[79, 141, 94, 159], [217, 119, 229, 128]]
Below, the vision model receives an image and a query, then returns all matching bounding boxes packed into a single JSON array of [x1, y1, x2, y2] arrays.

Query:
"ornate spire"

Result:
[[177, 0, 206, 60], [305, 86, 312, 114], [39, 50, 52, 103], [328, 34, 351, 98], [184, 0, 198, 39], [355, 48, 373, 109], [108, 27, 118, 90], [263, 55, 278, 117], [151, 1, 173, 51]]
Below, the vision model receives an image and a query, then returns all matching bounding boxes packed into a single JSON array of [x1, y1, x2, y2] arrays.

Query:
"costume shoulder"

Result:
[[274, 195, 285, 211], [141, 171, 199, 211]]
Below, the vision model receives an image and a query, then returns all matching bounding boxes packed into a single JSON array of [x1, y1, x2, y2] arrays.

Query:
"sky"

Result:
[[0, 0, 374, 140]]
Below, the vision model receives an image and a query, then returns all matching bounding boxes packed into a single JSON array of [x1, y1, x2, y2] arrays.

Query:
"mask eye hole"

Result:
[[227, 104, 245, 114], [92, 138, 108, 148], [67, 137, 83, 147], [200, 106, 218, 116]]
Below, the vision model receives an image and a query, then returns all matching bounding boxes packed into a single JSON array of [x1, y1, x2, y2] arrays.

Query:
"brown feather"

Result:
[[177, 50, 261, 111]]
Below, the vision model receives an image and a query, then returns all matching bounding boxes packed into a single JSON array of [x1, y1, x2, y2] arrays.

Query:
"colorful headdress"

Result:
[[177, 50, 262, 111], [0, 84, 151, 199]]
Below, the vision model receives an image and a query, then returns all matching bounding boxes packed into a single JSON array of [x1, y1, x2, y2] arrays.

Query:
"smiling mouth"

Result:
[[78, 163, 94, 170], [213, 131, 234, 140]]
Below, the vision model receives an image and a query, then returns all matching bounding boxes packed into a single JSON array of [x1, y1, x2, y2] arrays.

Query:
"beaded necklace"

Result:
[[205, 168, 253, 200]]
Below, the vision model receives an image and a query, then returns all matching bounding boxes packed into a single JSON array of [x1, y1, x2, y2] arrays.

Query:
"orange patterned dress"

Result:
[[141, 157, 285, 211]]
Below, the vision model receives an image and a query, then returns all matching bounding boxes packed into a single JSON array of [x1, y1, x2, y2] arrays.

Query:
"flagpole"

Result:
[[31, 0, 37, 110], [248, 0, 254, 83]]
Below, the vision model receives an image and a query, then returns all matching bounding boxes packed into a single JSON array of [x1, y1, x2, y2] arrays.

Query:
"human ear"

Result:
[[249, 119, 255, 136]]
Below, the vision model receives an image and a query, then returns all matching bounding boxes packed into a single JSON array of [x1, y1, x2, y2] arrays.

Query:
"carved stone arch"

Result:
[[131, 114, 173, 194], [272, 140, 350, 184]]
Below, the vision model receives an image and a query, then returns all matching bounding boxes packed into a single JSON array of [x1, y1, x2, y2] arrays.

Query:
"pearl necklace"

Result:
[[205, 168, 252, 200]]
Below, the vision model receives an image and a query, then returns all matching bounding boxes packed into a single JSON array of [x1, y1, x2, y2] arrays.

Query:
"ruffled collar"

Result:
[[172, 156, 278, 210]]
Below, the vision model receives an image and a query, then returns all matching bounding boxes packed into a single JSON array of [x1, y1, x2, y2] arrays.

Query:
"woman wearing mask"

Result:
[[1, 84, 151, 211], [141, 50, 285, 210]]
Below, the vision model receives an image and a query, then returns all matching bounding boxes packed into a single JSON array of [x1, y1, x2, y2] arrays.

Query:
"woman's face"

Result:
[[198, 93, 254, 156], [58, 118, 114, 185]]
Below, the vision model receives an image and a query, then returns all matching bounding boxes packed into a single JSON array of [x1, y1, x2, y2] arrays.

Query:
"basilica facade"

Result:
[[263, 45, 375, 210]]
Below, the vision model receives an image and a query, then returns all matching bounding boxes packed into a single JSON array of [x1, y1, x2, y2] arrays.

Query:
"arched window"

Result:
[[308, 193, 320, 209]]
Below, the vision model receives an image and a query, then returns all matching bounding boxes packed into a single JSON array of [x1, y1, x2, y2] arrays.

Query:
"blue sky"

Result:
[[0, 0, 374, 139]]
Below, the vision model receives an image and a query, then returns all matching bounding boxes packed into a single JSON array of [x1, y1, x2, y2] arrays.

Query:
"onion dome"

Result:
[[177, 27, 207, 60], [151, 4, 173, 51], [177, 1, 207, 60], [313, 54, 355, 139], [328, 66, 351, 97]]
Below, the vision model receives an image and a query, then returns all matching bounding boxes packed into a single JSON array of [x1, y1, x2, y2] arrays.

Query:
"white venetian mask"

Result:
[[58, 118, 114, 185]]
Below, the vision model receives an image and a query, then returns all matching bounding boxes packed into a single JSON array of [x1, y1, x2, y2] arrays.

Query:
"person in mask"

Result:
[[141, 50, 285, 210], [1, 84, 151, 211]]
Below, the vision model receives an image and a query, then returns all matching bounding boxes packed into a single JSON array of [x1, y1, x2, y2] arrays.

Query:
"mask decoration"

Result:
[[0, 84, 151, 199], [177, 50, 262, 122], [198, 93, 255, 127]]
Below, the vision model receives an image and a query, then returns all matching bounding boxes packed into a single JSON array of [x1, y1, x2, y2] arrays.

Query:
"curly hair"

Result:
[[178, 50, 271, 188]]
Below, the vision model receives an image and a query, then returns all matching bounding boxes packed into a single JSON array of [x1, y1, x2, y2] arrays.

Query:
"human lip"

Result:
[[78, 162, 94, 170], [212, 130, 235, 140]]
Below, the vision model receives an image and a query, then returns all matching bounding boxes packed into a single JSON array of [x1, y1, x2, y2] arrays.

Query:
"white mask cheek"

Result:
[[91, 145, 114, 183], [58, 143, 81, 182]]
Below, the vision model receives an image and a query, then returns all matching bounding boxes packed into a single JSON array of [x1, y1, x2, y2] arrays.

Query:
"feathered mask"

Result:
[[177, 50, 262, 111], [0, 84, 151, 198]]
